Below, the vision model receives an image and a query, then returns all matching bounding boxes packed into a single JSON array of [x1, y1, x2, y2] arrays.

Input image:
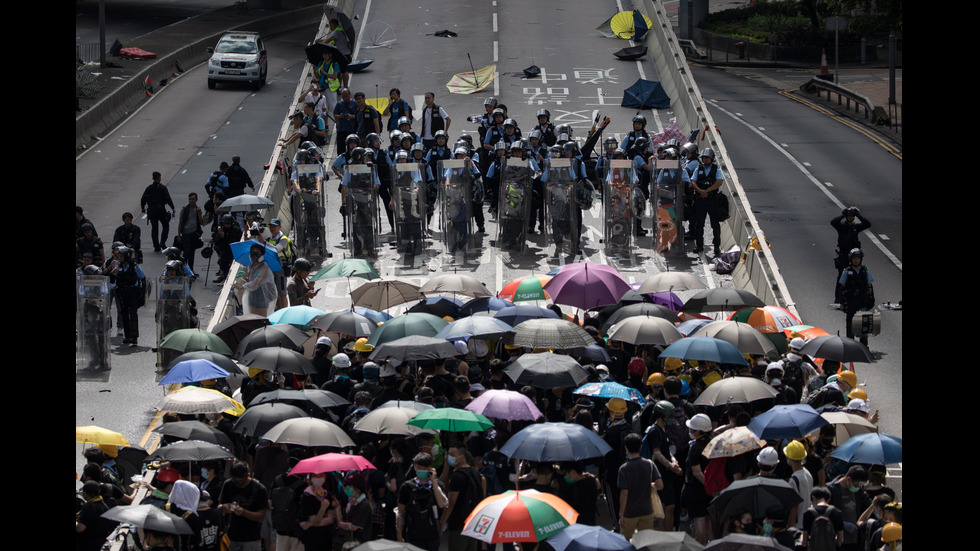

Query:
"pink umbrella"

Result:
[[465, 389, 543, 421], [543, 262, 632, 310], [289, 452, 377, 475]]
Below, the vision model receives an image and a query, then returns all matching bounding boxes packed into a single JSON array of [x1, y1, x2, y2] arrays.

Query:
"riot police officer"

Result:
[[831, 207, 871, 282], [837, 248, 875, 344], [534, 109, 558, 146], [620, 115, 650, 153], [690, 148, 724, 256]]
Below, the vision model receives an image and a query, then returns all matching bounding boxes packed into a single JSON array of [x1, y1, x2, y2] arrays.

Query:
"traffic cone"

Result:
[[817, 48, 832, 81]]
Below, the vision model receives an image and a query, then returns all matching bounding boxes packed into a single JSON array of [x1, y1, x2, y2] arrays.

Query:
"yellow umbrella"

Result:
[[446, 64, 496, 94], [156, 386, 245, 416], [610, 10, 653, 40], [76, 425, 131, 447], [365, 97, 390, 114]]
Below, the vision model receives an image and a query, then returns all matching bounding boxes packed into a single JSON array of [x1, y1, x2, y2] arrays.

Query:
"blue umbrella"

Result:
[[500, 422, 612, 462], [747, 404, 828, 440], [458, 296, 515, 316], [829, 432, 901, 466], [434, 316, 514, 341], [229, 240, 283, 272], [677, 318, 713, 336], [492, 305, 559, 327], [267, 305, 326, 329], [353, 306, 393, 325], [621, 78, 671, 109], [572, 343, 612, 363], [158, 359, 230, 386], [659, 336, 749, 365], [573, 381, 647, 406], [546, 523, 635, 551]]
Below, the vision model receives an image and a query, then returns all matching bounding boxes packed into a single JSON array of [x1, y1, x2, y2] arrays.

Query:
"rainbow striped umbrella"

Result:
[[462, 489, 577, 543], [498, 274, 552, 302]]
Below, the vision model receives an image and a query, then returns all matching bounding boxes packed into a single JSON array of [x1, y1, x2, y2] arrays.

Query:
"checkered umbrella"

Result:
[[510, 318, 593, 350]]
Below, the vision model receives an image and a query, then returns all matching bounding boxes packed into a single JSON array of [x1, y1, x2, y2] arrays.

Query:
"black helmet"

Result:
[[350, 147, 366, 163], [613, 148, 627, 159], [292, 257, 312, 272], [365, 133, 382, 148], [306, 146, 323, 160], [681, 142, 698, 158], [165, 259, 184, 274], [576, 179, 596, 210], [299, 140, 318, 151], [364, 148, 376, 161], [549, 145, 563, 158], [699, 148, 716, 161], [82, 265, 102, 276], [536, 108, 551, 119], [662, 147, 679, 159], [633, 137, 649, 153], [666, 138, 681, 150], [457, 134, 473, 146], [162, 247, 183, 260], [603, 136, 619, 151], [293, 150, 310, 165], [220, 214, 235, 225], [849, 248, 864, 259], [346, 134, 361, 147], [843, 206, 861, 217], [503, 118, 517, 129], [81, 222, 94, 233], [434, 130, 449, 142], [632, 114, 647, 126]]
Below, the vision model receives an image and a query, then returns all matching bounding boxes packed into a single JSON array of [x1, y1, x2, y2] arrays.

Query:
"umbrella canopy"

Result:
[[500, 422, 612, 462], [212, 314, 270, 350], [571, 343, 613, 364], [659, 337, 749, 366], [76, 425, 130, 447], [349, 541, 426, 551], [407, 407, 494, 432], [168, 350, 241, 375], [239, 347, 317, 375], [728, 306, 802, 334], [459, 296, 515, 316], [353, 406, 426, 436], [648, 291, 685, 312], [636, 272, 707, 293], [434, 316, 514, 341], [234, 324, 309, 359], [782, 324, 830, 343], [365, 313, 449, 348], [159, 359, 230, 386], [498, 274, 553, 302], [607, 316, 684, 347], [694, 377, 778, 407], [305, 42, 343, 66], [231, 403, 308, 438], [216, 194, 275, 213], [156, 386, 244, 415], [631, 530, 705, 551], [676, 318, 714, 337], [446, 63, 496, 94], [601, 303, 682, 334], [376, 400, 434, 411], [511, 318, 594, 350], [350, 279, 424, 310], [493, 305, 559, 326], [406, 296, 463, 319], [102, 504, 193, 535], [369, 334, 460, 364], [310, 310, 377, 337], [622, 78, 670, 109], [153, 420, 234, 451], [146, 439, 235, 462], [461, 489, 578, 543], [249, 389, 350, 413], [692, 321, 776, 357], [353, 306, 394, 324], [610, 9, 653, 39], [504, 352, 589, 388], [546, 523, 634, 551], [261, 417, 355, 448], [420, 273, 493, 297], [681, 288, 766, 314], [702, 427, 767, 459], [159, 329, 233, 355], [311, 258, 380, 282], [798, 335, 874, 363], [267, 305, 326, 329], [290, 452, 376, 476], [229, 240, 282, 272], [819, 411, 877, 445], [702, 533, 793, 551], [613, 45, 648, 61], [543, 261, 632, 310], [829, 432, 902, 465], [747, 404, 828, 440], [465, 389, 543, 421], [709, 478, 804, 527], [573, 381, 647, 406]]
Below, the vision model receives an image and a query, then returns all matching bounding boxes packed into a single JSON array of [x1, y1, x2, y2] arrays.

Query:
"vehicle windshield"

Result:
[[215, 38, 258, 54]]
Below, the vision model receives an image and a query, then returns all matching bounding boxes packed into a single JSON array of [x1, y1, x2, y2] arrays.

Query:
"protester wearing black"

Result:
[[140, 171, 176, 252]]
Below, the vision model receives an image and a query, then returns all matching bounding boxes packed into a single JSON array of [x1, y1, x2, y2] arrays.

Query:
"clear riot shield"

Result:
[[602, 159, 636, 255], [653, 158, 684, 256], [545, 158, 581, 256], [391, 162, 427, 255], [345, 164, 380, 258], [438, 159, 474, 255], [156, 275, 191, 369], [497, 158, 532, 252], [294, 162, 327, 259], [76, 274, 111, 374]]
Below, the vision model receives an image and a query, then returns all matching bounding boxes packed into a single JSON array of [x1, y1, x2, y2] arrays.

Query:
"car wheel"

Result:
[[208, 79, 216, 89], [253, 79, 262, 91]]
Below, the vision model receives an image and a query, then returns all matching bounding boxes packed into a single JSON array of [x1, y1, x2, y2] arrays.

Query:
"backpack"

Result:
[[404, 480, 440, 541], [269, 475, 305, 534], [205, 171, 223, 197], [666, 400, 691, 458], [703, 457, 730, 496], [807, 505, 838, 551]]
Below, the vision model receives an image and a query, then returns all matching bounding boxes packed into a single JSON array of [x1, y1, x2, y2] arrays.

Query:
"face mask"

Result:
[[201, 468, 210, 480], [416, 470, 430, 480], [563, 475, 574, 484], [762, 523, 773, 536], [770, 378, 781, 385], [447, 455, 458, 468], [849, 485, 860, 493], [311, 477, 325, 489], [343, 486, 354, 497]]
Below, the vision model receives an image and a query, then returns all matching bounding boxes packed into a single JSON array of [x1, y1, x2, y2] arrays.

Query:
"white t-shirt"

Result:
[[790, 467, 813, 529]]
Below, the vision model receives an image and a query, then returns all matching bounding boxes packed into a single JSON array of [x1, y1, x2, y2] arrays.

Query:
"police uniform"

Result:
[[838, 260, 874, 342], [691, 161, 723, 254]]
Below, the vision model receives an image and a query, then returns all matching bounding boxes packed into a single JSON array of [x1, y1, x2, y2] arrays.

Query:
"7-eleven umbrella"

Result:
[[729, 306, 802, 333], [498, 275, 552, 302], [462, 489, 578, 543]]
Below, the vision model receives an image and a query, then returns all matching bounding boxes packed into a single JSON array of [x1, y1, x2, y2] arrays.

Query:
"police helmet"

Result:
[[503, 118, 517, 129], [299, 140, 318, 151], [491, 108, 505, 119], [666, 138, 681, 150], [81, 222, 94, 233], [849, 248, 864, 259], [364, 148, 376, 161], [631, 187, 647, 218], [220, 214, 235, 225], [389, 130, 403, 143], [162, 247, 183, 260], [457, 134, 473, 147], [83, 265, 102, 276], [613, 148, 627, 159], [350, 147, 366, 163], [563, 141, 579, 156], [603, 136, 619, 151], [165, 260, 185, 274], [111, 241, 125, 252], [556, 132, 570, 144], [495, 140, 508, 151], [306, 146, 323, 160], [484, 97, 498, 107], [454, 147, 469, 158], [400, 134, 415, 146], [510, 140, 525, 152], [395, 149, 410, 161], [549, 145, 564, 158], [346, 134, 361, 146], [663, 147, 678, 159], [292, 257, 312, 272], [681, 142, 698, 158], [633, 137, 649, 153], [556, 124, 573, 136], [410, 142, 425, 154], [434, 130, 449, 142], [575, 179, 596, 209], [536, 108, 551, 119], [365, 133, 382, 147], [397, 116, 412, 128], [293, 150, 310, 165], [632, 114, 647, 126], [699, 148, 716, 161], [528, 129, 543, 142]]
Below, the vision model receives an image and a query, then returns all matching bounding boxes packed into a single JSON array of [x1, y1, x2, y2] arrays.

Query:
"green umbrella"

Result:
[[311, 258, 380, 282], [406, 407, 494, 432], [159, 329, 234, 355]]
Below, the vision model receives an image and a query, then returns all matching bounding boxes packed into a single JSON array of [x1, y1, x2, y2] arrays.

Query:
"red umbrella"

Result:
[[289, 453, 376, 475], [543, 261, 631, 310]]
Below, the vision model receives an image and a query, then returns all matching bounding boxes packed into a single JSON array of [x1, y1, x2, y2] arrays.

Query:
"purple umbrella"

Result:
[[464, 389, 543, 421], [543, 261, 632, 310], [628, 282, 683, 311]]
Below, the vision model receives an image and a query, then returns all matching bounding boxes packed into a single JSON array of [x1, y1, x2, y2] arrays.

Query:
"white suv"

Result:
[[207, 31, 268, 90]]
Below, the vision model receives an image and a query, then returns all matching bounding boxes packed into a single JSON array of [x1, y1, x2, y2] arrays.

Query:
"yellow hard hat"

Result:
[[881, 522, 902, 543], [248, 367, 267, 379], [663, 357, 683, 372], [647, 372, 666, 387], [848, 387, 868, 401], [504, 343, 522, 350], [606, 398, 628, 415], [702, 370, 722, 387], [837, 370, 857, 388], [353, 338, 374, 352], [784, 440, 807, 461]]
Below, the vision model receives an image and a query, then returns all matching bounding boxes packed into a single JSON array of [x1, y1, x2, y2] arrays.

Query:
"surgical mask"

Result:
[[849, 486, 860, 493], [563, 475, 574, 484], [770, 378, 781, 385], [343, 486, 354, 497], [447, 455, 458, 468], [416, 470, 430, 480], [762, 523, 773, 536], [311, 477, 325, 489], [201, 468, 210, 480]]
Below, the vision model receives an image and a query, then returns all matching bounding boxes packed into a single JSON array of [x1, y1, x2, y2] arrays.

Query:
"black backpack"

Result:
[[808, 504, 838, 551], [269, 475, 305, 534], [404, 480, 440, 541]]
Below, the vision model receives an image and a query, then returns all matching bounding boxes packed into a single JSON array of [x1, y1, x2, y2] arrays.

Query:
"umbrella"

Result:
[[159, 328, 234, 355], [682, 288, 766, 314], [369, 334, 459, 364], [234, 324, 310, 359], [571, 343, 613, 364], [613, 45, 648, 61], [102, 504, 193, 535], [637, 272, 707, 293], [231, 403, 308, 438], [419, 273, 493, 297], [406, 407, 494, 432], [434, 316, 515, 341], [493, 305, 559, 326], [631, 530, 705, 551], [649, 291, 685, 312], [311, 258, 380, 282], [692, 321, 776, 357], [511, 318, 594, 350], [798, 335, 874, 363], [607, 316, 684, 347], [261, 417, 355, 448], [728, 306, 802, 334], [459, 296, 515, 316], [229, 240, 283, 272], [216, 194, 275, 213], [156, 386, 244, 415], [709, 477, 803, 521], [290, 452, 376, 476], [693, 377, 778, 407], [311, 310, 377, 337], [305, 42, 343, 67], [546, 523, 635, 551], [543, 261, 632, 310], [239, 347, 317, 375], [619, 288, 654, 306], [212, 314, 270, 350], [702, 534, 793, 551], [504, 352, 589, 388], [610, 9, 653, 40], [406, 296, 463, 319], [332, 11, 356, 51], [146, 439, 235, 462], [676, 318, 713, 336], [702, 427, 767, 459], [659, 337, 749, 365], [364, 313, 448, 348], [376, 400, 434, 411], [353, 306, 393, 324], [250, 389, 350, 413], [782, 325, 829, 343], [498, 274, 553, 302], [522, 65, 541, 78], [747, 404, 828, 440], [461, 489, 578, 543], [465, 389, 543, 421], [818, 411, 877, 445], [446, 63, 496, 94], [622, 79, 670, 109], [828, 432, 902, 465], [601, 303, 682, 334], [500, 422, 612, 462], [353, 406, 426, 436], [574, 381, 647, 406], [267, 305, 326, 329], [76, 425, 130, 447], [159, 359, 230, 386], [153, 420, 234, 451], [349, 541, 426, 551], [168, 350, 241, 375], [350, 279, 424, 310]]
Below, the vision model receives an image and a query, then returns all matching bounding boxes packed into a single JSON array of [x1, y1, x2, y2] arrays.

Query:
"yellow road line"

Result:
[[778, 91, 902, 160]]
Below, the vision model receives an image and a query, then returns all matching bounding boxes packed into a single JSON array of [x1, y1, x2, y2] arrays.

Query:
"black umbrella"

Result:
[[369, 335, 460, 364], [167, 351, 241, 375], [613, 45, 648, 60], [702, 533, 793, 551], [681, 288, 766, 314], [250, 389, 350, 413], [708, 477, 803, 521], [310, 310, 377, 337], [406, 297, 462, 319], [235, 325, 310, 360], [102, 504, 193, 535], [523, 65, 541, 78], [212, 314, 270, 351], [335, 12, 356, 51], [145, 439, 236, 462], [504, 352, 589, 388], [305, 42, 343, 66], [239, 347, 317, 375], [231, 403, 308, 438], [153, 420, 235, 451], [798, 335, 874, 363], [600, 303, 681, 333]]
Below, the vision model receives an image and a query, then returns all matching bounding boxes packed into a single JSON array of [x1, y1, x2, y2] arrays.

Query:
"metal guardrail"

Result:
[[800, 77, 901, 133]]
